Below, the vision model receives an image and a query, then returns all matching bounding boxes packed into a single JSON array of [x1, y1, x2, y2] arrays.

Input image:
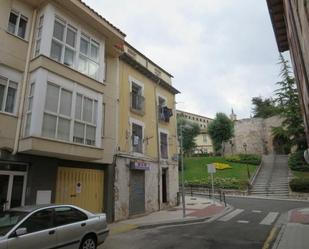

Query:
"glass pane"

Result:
[[83, 97, 92, 123], [75, 94, 82, 120], [53, 20, 65, 41], [64, 48, 74, 67], [73, 122, 85, 144], [50, 40, 62, 62], [80, 36, 89, 55], [57, 118, 70, 141], [45, 83, 59, 113], [27, 96, 32, 111], [29, 83, 35, 96], [10, 176, 24, 208], [8, 12, 18, 34], [55, 207, 87, 226], [20, 208, 53, 233], [90, 42, 99, 61], [35, 39, 41, 56], [42, 114, 57, 138], [93, 100, 98, 124], [25, 113, 31, 136], [5, 84, 17, 113], [0, 85, 5, 111], [18, 16, 27, 39], [39, 15, 44, 26], [66, 28, 76, 47], [86, 125, 96, 146], [0, 175, 9, 211], [88, 61, 98, 78], [59, 89, 72, 116], [78, 56, 87, 74]]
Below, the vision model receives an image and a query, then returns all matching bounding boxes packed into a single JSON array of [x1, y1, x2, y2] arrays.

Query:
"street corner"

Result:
[[289, 208, 309, 224], [109, 223, 138, 235], [187, 203, 227, 218]]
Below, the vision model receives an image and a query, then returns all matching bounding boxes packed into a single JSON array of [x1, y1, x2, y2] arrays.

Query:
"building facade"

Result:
[[176, 110, 214, 154], [266, 0, 309, 148], [0, 0, 125, 221], [114, 43, 180, 221]]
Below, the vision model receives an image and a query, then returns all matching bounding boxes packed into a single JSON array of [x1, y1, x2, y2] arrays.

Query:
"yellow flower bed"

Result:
[[214, 162, 232, 170]]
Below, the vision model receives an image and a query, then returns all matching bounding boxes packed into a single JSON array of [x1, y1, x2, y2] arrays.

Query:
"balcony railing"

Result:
[[130, 92, 145, 115]]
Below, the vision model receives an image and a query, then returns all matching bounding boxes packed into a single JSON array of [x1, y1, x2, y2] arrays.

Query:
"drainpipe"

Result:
[[13, 9, 37, 155], [154, 82, 161, 210]]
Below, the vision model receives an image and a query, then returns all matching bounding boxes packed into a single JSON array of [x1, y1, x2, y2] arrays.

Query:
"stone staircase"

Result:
[[250, 154, 289, 198]]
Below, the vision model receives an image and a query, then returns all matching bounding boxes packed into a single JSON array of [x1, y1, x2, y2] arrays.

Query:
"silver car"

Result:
[[0, 204, 109, 249]]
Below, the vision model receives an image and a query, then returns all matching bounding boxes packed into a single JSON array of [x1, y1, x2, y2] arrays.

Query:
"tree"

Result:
[[251, 96, 279, 118], [177, 118, 200, 156], [272, 54, 306, 150], [208, 113, 234, 154]]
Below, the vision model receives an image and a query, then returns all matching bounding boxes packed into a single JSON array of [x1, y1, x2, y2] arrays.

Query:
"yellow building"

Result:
[[114, 43, 180, 220], [0, 0, 125, 220], [176, 110, 214, 154]]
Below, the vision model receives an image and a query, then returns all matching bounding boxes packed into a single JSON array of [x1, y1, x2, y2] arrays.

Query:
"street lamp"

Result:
[[243, 142, 251, 180], [179, 123, 193, 218]]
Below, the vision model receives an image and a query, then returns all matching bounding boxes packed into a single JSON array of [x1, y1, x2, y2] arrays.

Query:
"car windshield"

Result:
[[0, 211, 28, 236]]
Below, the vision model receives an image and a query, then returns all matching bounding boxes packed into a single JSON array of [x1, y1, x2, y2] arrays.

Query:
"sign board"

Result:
[[76, 182, 82, 193], [36, 190, 51, 205], [207, 164, 216, 174], [130, 161, 150, 171]]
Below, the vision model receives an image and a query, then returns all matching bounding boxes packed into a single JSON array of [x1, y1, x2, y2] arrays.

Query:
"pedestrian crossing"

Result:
[[217, 209, 279, 226]]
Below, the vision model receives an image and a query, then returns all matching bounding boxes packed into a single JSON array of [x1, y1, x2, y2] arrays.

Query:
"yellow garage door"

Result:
[[55, 167, 104, 213]]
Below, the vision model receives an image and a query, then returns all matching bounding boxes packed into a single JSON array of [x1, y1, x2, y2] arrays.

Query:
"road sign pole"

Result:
[[211, 172, 215, 204]]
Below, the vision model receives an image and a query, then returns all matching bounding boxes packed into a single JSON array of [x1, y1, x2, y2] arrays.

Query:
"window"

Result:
[[73, 94, 98, 146], [132, 123, 143, 153], [158, 96, 172, 122], [0, 75, 18, 114], [34, 15, 44, 57], [25, 83, 35, 136], [160, 132, 168, 159], [203, 135, 207, 143], [7, 10, 28, 39], [41, 82, 98, 146], [131, 83, 144, 113], [19, 209, 54, 234], [54, 207, 87, 226], [50, 18, 77, 68]]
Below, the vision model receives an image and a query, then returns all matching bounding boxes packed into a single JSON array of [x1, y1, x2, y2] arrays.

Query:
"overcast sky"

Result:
[[84, 0, 289, 119]]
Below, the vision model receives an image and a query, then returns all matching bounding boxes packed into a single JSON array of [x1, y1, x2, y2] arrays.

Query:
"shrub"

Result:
[[225, 154, 261, 165], [214, 162, 232, 170], [289, 178, 309, 192], [185, 177, 248, 190], [288, 150, 309, 172]]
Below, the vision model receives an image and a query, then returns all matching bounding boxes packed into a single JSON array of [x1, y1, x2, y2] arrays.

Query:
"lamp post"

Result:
[[179, 123, 193, 218], [243, 142, 251, 180]]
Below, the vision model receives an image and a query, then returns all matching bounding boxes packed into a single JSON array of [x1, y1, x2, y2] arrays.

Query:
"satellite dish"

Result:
[[304, 149, 309, 164]]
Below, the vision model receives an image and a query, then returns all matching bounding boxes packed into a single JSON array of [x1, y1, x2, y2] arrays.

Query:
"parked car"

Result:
[[0, 204, 109, 249]]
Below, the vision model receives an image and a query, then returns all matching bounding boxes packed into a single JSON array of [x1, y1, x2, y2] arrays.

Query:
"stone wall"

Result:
[[224, 116, 284, 155]]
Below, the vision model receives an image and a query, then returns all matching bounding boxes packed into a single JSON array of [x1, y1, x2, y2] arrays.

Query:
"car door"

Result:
[[54, 206, 88, 249], [6, 208, 56, 249]]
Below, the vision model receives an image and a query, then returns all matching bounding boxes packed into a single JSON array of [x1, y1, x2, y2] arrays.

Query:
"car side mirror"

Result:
[[15, 228, 27, 236]]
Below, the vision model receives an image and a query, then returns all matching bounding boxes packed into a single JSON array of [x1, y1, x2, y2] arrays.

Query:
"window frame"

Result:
[[159, 131, 169, 159], [130, 119, 144, 154], [7, 10, 28, 40], [0, 75, 18, 115]]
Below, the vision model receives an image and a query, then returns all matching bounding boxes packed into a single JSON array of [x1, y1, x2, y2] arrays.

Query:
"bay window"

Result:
[[34, 15, 44, 57], [25, 83, 35, 137]]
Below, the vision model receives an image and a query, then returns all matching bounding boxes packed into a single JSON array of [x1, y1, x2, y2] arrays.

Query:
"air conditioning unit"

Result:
[[304, 149, 309, 164]]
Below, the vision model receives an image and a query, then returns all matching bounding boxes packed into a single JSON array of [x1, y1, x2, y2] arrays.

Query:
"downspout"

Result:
[[13, 9, 37, 155], [154, 80, 161, 211]]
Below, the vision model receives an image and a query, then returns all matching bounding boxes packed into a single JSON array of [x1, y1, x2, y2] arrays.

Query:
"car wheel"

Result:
[[80, 235, 97, 249]]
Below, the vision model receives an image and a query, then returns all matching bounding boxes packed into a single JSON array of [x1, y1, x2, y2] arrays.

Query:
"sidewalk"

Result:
[[272, 208, 309, 249], [109, 196, 230, 235]]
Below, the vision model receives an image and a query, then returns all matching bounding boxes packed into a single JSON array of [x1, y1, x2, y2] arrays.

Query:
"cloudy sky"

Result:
[[84, 0, 289, 119]]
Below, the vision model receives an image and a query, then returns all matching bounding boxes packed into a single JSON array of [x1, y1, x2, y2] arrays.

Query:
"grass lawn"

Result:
[[182, 156, 258, 190]]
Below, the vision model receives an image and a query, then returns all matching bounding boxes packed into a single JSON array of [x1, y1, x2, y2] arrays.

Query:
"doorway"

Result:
[[0, 171, 27, 211], [162, 168, 168, 203]]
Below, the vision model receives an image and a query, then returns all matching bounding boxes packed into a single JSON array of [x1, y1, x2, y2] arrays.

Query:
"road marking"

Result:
[[252, 210, 262, 213], [237, 220, 249, 224], [262, 227, 279, 249], [260, 212, 279, 225], [218, 209, 244, 222]]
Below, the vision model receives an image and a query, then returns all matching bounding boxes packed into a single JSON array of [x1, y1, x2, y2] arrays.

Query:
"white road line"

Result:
[[237, 220, 249, 224], [259, 212, 279, 225], [252, 210, 262, 213], [219, 209, 244, 222]]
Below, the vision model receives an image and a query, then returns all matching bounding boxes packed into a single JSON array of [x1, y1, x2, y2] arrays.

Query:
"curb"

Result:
[[225, 194, 309, 202]]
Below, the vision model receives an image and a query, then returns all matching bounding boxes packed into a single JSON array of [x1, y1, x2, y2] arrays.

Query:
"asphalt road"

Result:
[[100, 196, 309, 249]]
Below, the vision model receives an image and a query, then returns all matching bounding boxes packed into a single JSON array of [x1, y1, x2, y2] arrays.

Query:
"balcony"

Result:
[[158, 106, 173, 123], [130, 92, 145, 115]]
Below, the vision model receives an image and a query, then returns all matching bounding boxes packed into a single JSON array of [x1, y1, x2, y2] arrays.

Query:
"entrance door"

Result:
[[0, 172, 27, 211], [55, 167, 104, 213], [129, 170, 145, 216], [162, 169, 168, 203]]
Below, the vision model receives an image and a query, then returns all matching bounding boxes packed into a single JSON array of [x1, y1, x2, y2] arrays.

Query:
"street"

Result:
[[100, 196, 308, 249]]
